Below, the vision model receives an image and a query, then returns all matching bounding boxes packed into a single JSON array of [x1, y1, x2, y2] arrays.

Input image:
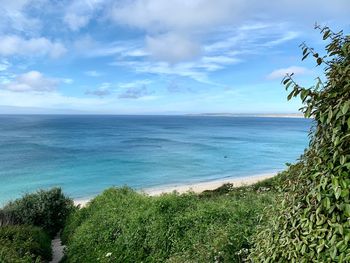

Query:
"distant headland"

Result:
[[186, 113, 305, 118]]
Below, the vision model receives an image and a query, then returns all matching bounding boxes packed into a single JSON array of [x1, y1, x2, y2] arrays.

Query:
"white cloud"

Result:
[[0, 35, 66, 58], [107, 1, 245, 66], [112, 60, 208, 83], [109, 0, 350, 34], [85, 70, 102, 77], [267, 66, 311, 80], [0, 0, 42, 34], [123, 49, 148, 57], [201, 56, 240, 65], [109, 0, 240, 32], [2, 71, 60, 92], [62, 78, 74, 84], [105, 0, 349, 67], [118, 85, 153, 99], [146, 33, 201, 64], [111, 49, 242, 83], [63, 0, 108, 31], [86, 82, 112, 97], [84, 80, 155, 99], [0, 59, 11, 72], [118, 79, 152, 89], [0, 89, 108, 110], [263, 31, 300, 47], [107, 22, 299, 81], [64, 13, 90, 31], [50, 0, 350, 42], [73, 36, 139, 58]]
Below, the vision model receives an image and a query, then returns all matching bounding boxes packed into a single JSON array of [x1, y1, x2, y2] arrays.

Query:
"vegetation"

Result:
[[2, 187, 74, 237], [0, 225, 51, 263], [0, 188, 73, 262], [62, 184, 277, 262], [250, 25, 350, 262]]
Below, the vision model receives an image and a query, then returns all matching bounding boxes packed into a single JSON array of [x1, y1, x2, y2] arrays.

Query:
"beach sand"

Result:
[[74, 173, 276, 207]]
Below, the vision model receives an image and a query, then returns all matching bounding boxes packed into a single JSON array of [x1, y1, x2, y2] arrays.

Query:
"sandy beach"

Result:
[[74, 172, 276, 206]]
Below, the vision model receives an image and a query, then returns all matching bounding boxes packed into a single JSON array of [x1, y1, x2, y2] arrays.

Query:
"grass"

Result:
[[62, 175, 281, 263]]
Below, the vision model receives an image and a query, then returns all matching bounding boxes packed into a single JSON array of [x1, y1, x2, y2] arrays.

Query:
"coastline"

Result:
[[74, 172, 277, 206], [185, 113, 305, 118]]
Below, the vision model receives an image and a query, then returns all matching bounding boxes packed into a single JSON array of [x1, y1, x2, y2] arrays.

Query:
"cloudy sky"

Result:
[[0, 0, 349, 114]]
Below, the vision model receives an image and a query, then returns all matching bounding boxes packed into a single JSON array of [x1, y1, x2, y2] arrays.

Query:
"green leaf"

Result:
[[331, 246, 337, 259], [340, 155, 346, 165], [346, 205, 350, 218], [317, 58, 322, 65], [342, 188, 350, 198], [283, 78, 290, 85], [332, 177, 339, 188], [317, 243, 325, 254], [323, 30, 331, 40], [323, 197, 331, 210], [327, 109, 333, 124], [300, 90, 308, 101], [285, 81, 292, 90], [341, 102, 349, 115], [335, 187, 341, 199], [302, 52, 310, 61]]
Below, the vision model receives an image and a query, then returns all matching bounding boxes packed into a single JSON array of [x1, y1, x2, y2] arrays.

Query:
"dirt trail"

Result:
[[50, 235, 65, 263]]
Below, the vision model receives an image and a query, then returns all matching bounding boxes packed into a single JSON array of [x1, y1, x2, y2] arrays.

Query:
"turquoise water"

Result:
[[0, 115, 311, 204]]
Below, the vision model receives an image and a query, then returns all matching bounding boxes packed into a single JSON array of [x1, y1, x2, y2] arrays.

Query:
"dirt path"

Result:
[[50, 235, 65, 263]]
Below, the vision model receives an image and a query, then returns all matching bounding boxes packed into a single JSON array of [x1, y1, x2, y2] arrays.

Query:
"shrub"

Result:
[[250, 25, 350, 262], [2, 187, 74, 237], [0, 209, 17, 227], [63, 186, 275, 262], [0, 225, 51, 263], [61, 206, 89, 245]]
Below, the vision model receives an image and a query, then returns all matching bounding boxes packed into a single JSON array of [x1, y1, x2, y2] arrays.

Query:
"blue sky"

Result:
[[0, 0, 349, 114]]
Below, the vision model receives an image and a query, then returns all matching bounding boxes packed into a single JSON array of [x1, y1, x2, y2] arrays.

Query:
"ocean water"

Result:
[[0, 115, 312, 204]]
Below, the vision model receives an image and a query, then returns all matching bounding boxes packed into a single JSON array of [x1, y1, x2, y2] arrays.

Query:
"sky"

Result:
[[0, 0, 349, 114]]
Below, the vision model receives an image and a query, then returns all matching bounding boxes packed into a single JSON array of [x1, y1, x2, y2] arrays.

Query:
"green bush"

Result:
[[0, 209, 17, 227], [0, 225, 51, 263], [250, 26, 350, 262], [2, 188, 74, 237], [63, 186, 275, 262]]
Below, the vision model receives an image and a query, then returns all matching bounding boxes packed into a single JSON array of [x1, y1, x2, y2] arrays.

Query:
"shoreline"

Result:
[[74, 172, 277, 206], [185, 114, 305, 118]]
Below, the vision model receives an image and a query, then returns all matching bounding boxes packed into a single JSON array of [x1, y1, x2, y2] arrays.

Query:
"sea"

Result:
[[0, 115, 312, 205]]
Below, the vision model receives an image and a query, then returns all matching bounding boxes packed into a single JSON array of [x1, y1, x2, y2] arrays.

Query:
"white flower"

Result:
[[106, 252, 112, 257]]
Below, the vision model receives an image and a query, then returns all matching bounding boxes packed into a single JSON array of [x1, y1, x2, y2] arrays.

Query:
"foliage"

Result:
[[0, 225, 52, 263], [2, 187, 74, 237], [0, 209, 17, 227], [250, 25, 350, 262], [63, 185, 276, 262]]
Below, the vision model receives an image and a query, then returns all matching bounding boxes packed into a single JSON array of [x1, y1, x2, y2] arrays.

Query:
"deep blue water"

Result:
[[0, 115, 312, 204]]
